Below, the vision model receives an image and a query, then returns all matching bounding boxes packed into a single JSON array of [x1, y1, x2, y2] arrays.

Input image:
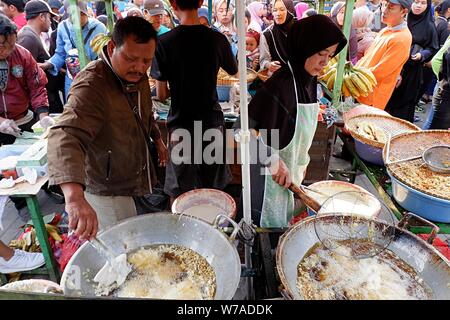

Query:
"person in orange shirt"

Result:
[[357, 0, 412, 110]]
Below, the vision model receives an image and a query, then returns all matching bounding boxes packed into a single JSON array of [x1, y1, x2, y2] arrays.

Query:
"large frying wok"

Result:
[[61, 213, 241, 299], [276, 212, 450, 300]]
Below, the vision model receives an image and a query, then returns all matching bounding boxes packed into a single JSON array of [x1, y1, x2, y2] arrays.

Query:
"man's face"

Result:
[[0, 33, 16, 59], [40, 13, 52, 33], [0, 2, 13, 18], [145, 12, 162, 31], [381, 0, 407, 25], [108, 35, 155, 83], [134, 0, 144, 7], [246, 37, 257, 52]]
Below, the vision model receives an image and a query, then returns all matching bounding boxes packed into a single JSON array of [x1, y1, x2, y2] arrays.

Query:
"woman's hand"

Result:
[[268, 61, 281, 73], [269, 158, 292, 189], [411, 52, 422, 61]]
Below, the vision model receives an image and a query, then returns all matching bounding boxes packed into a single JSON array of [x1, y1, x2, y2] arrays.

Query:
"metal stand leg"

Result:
[[26, 196, 60, 282], [0, 273, 7, 285]]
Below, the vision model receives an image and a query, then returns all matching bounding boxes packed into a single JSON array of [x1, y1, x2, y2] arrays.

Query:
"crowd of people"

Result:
[[0, 0, 450, 274]]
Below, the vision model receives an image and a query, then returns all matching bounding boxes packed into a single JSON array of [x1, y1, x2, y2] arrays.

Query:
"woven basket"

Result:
[[217, 68, 257, 86], [383, 130, 450, 200], [345, 114, 421, 149]]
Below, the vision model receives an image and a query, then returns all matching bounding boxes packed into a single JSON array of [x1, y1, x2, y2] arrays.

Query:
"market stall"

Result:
[[1, 0, 449, 301]]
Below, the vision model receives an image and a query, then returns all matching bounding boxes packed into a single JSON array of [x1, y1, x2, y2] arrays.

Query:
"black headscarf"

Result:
[[287, 15, 347, 101], [407, 0, 439, 50], [263, 0, 295, 65], [248, 15, 347, 149]]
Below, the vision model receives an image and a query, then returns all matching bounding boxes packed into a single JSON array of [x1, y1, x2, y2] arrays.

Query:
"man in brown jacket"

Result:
[[47, 17, 168, 240]]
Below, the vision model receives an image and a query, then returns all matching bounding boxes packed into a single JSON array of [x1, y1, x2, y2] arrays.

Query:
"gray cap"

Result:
[[143, 0, 165, 16], [387, 0, 412, 10], [63, 0, 88, 15]]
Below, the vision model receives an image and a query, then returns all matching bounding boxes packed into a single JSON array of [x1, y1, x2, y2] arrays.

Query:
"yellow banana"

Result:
[[319, 67, 336, 83], [90, 33, 104, 48], [326, 71, 336, 90], [354, 67, 377, 86], [344, 73, 361, 98], [350, 72, 369, 97], [342, 82, 351, 97], [354, 70, 373, 92]]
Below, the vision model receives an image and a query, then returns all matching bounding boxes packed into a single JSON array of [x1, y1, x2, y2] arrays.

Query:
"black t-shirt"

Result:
[[151, 25, 238, 130], [17, 26, 50, 63]]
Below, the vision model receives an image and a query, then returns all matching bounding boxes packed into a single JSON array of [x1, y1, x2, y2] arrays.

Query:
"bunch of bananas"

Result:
[[90, 33, 111, 55], [319, 60, 377, 99]]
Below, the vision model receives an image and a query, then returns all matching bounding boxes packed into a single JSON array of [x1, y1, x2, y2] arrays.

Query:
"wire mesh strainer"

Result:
[[312, 191, 397, 259]]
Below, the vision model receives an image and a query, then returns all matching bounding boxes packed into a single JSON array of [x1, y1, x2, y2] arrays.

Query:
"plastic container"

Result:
[[172, 188, 236, 225], [217, 85, 232, 102], [0, 156, 18, 180], [305, 180, 381, 218]]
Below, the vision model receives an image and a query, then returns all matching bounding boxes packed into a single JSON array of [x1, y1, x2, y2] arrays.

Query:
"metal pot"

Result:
[[61, 213, 241, 299], [276, 213, 450, 300]]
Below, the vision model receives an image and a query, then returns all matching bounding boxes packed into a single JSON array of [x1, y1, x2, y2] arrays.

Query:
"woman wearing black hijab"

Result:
[[236, 15, 347, 228], [385, 0, 438, 122], [259, 0, 295, 74]]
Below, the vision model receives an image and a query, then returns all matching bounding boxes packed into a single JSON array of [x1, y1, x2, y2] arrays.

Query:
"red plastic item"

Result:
[[58, 233, 86, 272], [418, 234, 450, 260]]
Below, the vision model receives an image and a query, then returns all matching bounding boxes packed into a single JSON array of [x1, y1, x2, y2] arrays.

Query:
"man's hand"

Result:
[[268, 61, 281, 73], [61, 183, 98, 240], [269, 158, 292, 189], [155, 138, 168, 167], [0, 119, 21, 137], [38, 61, 53, 71]]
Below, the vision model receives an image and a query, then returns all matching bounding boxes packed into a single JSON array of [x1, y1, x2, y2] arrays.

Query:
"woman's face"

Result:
[[273, 0, 288, 25], [411, 0, 427, 15], [336, 6, 345, 26], [304, 43, 339, 76], [217, 2, 233, 25]]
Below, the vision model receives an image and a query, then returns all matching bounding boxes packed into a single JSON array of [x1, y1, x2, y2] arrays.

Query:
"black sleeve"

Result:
[[218, 33, 238, 75], [150, 40, 168, 81], [17, 35, 39, 61]]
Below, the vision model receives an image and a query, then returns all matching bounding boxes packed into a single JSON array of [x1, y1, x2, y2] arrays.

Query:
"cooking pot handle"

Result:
[[398, 212, 439, 244], [213, 214, 240, 242], [280, 288, 293, 300]]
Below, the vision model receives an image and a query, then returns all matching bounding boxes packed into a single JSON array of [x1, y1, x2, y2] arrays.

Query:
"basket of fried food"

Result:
[[217, 68, 257, 86]]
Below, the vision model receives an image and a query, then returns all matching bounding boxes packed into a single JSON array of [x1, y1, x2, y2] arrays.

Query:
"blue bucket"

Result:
[[217, 85, 231, 102]]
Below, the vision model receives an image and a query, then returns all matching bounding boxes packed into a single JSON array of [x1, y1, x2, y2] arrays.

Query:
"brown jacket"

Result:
[[48, 53, 161, 196]]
